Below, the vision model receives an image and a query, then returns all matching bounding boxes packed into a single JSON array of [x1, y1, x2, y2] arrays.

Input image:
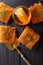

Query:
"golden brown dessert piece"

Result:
[[28, 6, 34, 12], [15, 7, 28, 24], [28, 3, 43, 24], [0, 2, 13, 23], [12, 6, 31, 25], [18, 26, 40, 49], [0, 25, 19, 50]]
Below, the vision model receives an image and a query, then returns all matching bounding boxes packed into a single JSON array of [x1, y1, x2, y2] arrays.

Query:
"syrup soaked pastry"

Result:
[[18, 26, 40, 49], [0, 25, 19, 50], [28, 3, 43, 24], [12, 6, 31, 25], [0, 2, 13, 23]]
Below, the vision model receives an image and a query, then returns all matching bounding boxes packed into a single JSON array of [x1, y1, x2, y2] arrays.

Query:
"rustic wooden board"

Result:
[[0, 0, 43, 65]]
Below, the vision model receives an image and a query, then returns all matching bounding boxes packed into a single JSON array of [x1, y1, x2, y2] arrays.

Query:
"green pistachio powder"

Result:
[[0, 11, 7, 18], [26, 36, 32, 42], [37, 10, 42, 17]]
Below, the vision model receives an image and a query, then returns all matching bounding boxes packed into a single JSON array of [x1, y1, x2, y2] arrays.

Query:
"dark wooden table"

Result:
[[0, 0, 43, 65]]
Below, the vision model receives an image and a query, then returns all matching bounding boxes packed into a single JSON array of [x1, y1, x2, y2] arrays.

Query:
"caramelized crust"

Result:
[[0, 25, 16, 44], [18, 26, 40, 49], [0, 2, 14, 23], [28, 3, 43, 24]]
